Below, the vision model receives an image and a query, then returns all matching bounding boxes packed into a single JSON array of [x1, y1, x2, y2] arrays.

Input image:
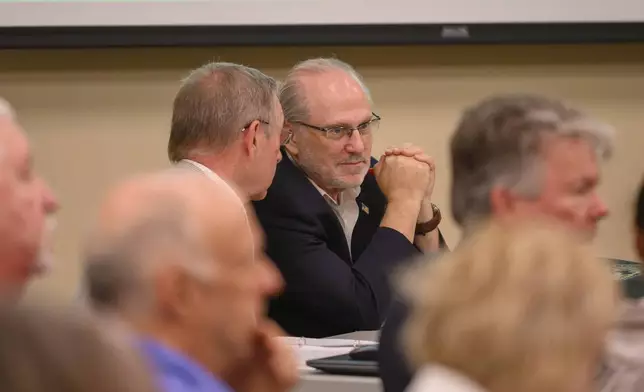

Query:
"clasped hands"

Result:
[[373, 143, 436, 212]]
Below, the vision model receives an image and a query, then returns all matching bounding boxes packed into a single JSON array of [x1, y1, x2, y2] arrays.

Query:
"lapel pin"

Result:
[[361, 203, 370, 215]]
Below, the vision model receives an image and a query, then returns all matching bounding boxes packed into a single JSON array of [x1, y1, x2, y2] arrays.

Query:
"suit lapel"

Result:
[[278, 153, 352, 263]]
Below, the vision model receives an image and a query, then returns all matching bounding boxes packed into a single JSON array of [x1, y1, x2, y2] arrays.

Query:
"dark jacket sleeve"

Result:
[[258, 206, 420, 334], [378, 298, 413, 392]]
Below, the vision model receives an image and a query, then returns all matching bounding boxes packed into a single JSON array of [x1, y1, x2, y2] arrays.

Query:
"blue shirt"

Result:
[[138, 338, 233, 392]]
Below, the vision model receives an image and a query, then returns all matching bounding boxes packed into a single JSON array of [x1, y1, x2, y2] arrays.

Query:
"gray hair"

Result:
[[168, 62, 279, 162], [279, 57, 371, 123], [450, 93, 614, 227], [82, 197, 213, 314]]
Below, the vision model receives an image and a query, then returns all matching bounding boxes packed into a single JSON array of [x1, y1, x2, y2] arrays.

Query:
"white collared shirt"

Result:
[[284, 152, 361, 255], [309, 179, 361, 254], [177, 159, 254, 256], [179, 159, 223, 183]]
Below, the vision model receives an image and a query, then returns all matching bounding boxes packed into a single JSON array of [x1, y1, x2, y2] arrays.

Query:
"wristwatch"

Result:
[[415, 204, 441, 235]]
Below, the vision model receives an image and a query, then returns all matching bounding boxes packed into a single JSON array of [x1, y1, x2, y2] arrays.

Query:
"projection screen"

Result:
[[0, 0, 643, 48]]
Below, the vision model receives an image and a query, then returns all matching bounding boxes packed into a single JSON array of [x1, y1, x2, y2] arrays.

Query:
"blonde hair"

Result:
[[402, 220, 619, 392]]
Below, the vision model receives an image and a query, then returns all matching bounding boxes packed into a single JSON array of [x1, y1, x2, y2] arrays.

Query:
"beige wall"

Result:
[[0, 44, 642, 301]]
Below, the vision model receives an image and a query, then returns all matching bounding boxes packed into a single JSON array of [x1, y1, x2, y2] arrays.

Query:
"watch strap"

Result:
[[415, 204, 441, 235]]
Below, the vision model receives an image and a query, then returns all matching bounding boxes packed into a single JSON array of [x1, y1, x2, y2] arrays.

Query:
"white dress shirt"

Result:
[[308, 179, 361, 254], [177, 159, 254, 254], [284, 152, 361, 256]]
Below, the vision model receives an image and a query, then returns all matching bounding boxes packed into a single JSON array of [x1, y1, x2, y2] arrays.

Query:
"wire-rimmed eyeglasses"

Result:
[[292, 112, 381, 141], [242, 119, 292, 146]]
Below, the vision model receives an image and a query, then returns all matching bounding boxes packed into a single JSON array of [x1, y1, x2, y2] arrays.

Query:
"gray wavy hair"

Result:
[[450, 93, 614, 227]]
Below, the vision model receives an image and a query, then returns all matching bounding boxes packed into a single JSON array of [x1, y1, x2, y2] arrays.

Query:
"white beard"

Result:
[[34, 216, 57, 274]]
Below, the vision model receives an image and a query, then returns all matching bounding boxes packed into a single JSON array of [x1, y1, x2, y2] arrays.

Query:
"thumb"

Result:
[[373, 155, 385, 177]]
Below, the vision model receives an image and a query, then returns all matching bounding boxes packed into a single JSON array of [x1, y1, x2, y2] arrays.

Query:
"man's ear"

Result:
[[242, 120, 261, 157], [489, 185, 519, 219], [283, 123, 298, 156], [155, 265, 196, 321]]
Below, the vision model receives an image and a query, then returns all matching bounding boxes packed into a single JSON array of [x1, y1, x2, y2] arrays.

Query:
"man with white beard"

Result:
[[0, 98, 59, 299]]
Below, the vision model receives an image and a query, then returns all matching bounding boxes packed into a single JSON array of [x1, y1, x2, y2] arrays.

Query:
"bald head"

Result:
[[95, 170, 248, 242], [84, 169, 283, 370], [84, 170, 252, 313]]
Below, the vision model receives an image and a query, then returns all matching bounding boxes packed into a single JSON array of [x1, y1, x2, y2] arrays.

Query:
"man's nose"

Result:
[[591, 193, 609, 220], [345, 130, 365, 154], [41, 179, 59, 214]]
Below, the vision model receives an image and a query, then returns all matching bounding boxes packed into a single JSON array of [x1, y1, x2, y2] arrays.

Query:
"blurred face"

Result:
[[286, 70, 373, 194], [509, 136, 608, 240], [0, 118, 58, 295], [249, 98, 284, 200], [189, 206, 282, 361]]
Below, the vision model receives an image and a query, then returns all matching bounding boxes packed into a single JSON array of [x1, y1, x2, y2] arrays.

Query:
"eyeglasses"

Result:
[[241, 119, 270, 132], [292, 113, 381, 141], [281, 129, 293, 146], [243, 119, 290, 146]]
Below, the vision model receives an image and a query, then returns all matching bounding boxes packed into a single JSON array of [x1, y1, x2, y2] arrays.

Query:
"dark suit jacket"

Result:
[[252, 153, 446, 338], [378, 258, 644, 392]]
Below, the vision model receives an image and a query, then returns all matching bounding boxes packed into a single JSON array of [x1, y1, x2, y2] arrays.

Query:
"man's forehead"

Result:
[[301, 71, 366, 102], [302, 71, 371, 124], [541, 136, 599, 180]]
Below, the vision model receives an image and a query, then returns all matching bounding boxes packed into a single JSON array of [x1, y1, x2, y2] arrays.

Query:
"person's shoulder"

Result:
[[155, 373, 192, 392], [253, 158, 326, 228], [265, 155, 316, 197]]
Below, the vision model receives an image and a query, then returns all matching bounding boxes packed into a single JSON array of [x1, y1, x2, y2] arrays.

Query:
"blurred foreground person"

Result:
[[0, 98, 59, 299], [599, 177, 644, 392], [379, 93, 631, 392], [402, 221, 619, 392], [0, 302, 156, 392], [83, 170, 297, 392]]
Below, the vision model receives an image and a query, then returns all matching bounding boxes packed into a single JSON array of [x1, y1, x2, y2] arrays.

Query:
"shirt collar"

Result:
[[176, 158, 256, 260], [138, 337, 233, 392], [284, 150, 361, 205], [179, 159, 220, 181]]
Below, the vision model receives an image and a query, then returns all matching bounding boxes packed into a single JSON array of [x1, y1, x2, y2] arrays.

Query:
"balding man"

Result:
[[252, 58, 447, 338], [168, 62, 287, 200], [82, 171, 297, 392], [0, 98, 58, 298]]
